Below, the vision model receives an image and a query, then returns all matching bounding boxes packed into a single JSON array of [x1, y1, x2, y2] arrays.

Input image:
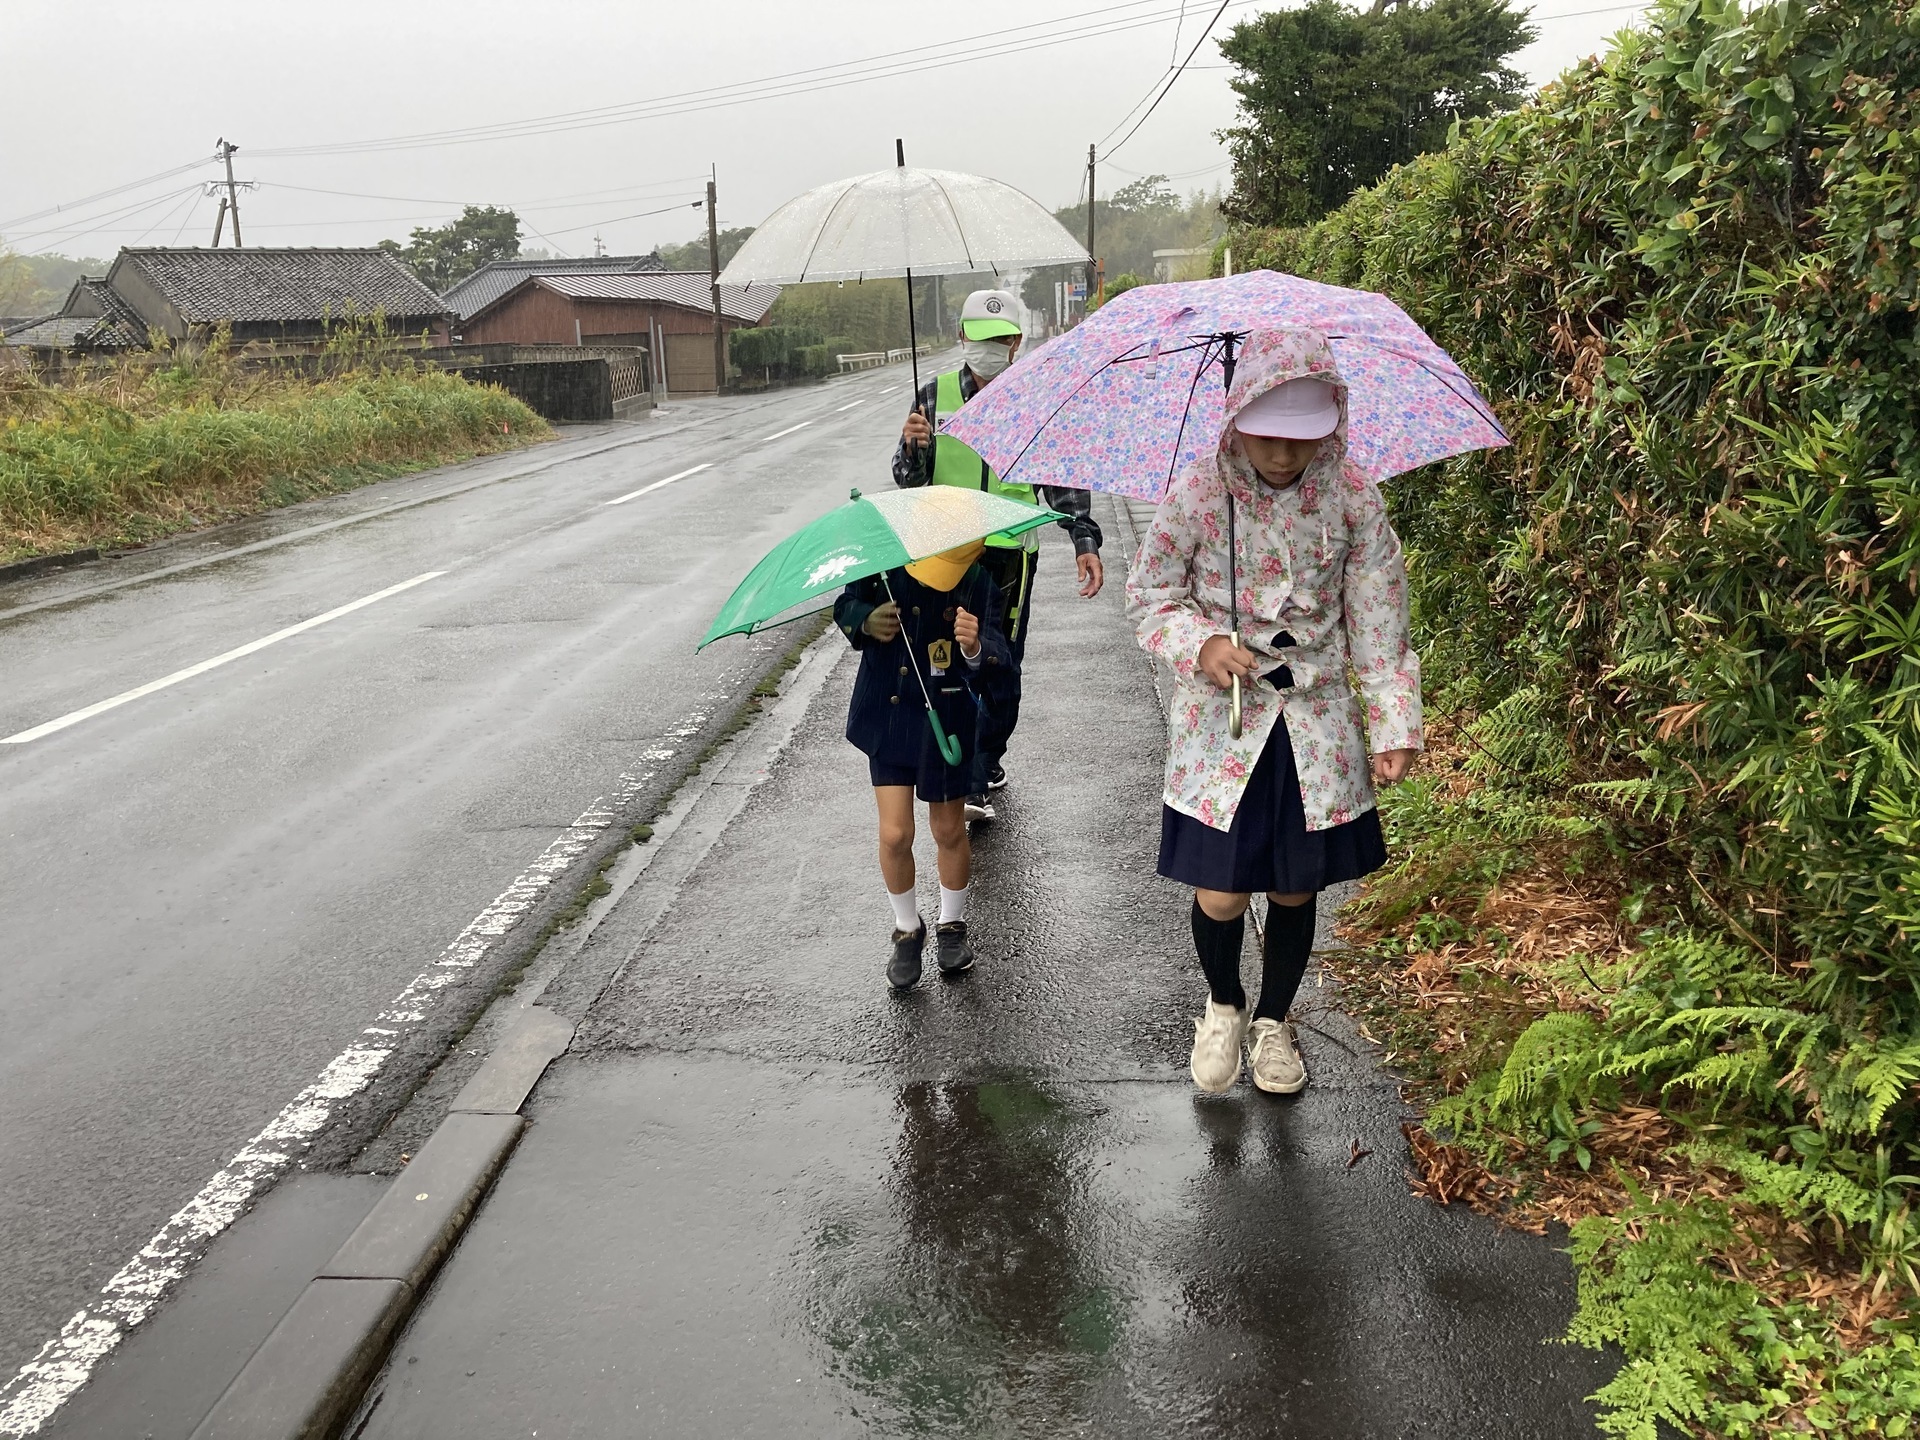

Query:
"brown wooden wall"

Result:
[[458, 288, 741, 394]]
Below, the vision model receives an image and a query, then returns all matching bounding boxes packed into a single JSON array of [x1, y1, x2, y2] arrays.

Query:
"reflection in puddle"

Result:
[[803, 1078, 1129, 1434]]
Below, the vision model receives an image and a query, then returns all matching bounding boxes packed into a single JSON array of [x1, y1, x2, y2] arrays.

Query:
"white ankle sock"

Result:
[[888, 888, 920, 933], [938, 884, 969, 925]]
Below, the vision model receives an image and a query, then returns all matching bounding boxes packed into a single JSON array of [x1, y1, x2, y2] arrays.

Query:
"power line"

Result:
[[7, 185, 205, 251], [249, 0, 1256, 158], [542, 200, 706, 238], [1101, 0, 1232, 160], [0, 156, 216, 233]]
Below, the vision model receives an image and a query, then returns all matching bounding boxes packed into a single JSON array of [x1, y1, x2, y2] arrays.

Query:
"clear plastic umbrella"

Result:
[[718, 142, 1087, 395]]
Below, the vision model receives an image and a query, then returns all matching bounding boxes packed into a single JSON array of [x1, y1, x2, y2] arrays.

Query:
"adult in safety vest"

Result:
[[893, 288, 1105, 822]]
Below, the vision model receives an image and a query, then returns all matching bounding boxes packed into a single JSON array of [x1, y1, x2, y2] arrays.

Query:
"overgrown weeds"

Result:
[[0, 324, 548, 563]]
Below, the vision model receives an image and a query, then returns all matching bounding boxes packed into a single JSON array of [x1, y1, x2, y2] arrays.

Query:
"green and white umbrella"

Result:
[[701, 485, 1059, 647], [700, 485, 1062, 764]]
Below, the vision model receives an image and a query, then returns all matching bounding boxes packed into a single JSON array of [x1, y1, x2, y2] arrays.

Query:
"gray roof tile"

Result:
[[444, 253, 666, 320], [116, 247, 451, 326]]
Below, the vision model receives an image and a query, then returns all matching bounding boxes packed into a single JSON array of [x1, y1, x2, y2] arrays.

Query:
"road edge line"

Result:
[[183, 627, 847, 1440]]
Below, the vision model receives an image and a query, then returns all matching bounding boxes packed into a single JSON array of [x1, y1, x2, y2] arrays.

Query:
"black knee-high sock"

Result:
[[1191, 899, 1247, 1010], [1254, 895, 1318, 1022]]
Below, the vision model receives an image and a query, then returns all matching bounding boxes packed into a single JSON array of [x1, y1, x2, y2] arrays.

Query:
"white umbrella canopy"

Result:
[[718, 165, 1088, 286]]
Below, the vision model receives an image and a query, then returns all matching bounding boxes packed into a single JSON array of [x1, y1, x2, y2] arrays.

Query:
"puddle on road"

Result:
[[803, 1078, 1135, 1434]]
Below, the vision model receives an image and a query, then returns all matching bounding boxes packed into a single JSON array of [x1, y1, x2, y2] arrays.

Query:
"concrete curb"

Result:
[[0, 547, 100, 586], [187, 1006, 573, 1440]]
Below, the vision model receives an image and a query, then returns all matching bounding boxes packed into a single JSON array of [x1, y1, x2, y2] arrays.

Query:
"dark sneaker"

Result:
[[964, 794, 996, 822], [888, 923, 926, 990], [935, 920, 975, 976], [986, 763, 1008, 791]]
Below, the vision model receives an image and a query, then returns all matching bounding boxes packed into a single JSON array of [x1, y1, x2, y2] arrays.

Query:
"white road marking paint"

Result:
[[0, 716, 707, 1435], [0, 572, 444, 745], [760, 421, 813, 442], [835, 398, 867, 412], [877, 385, 901, 395], [603, 463, 711, 506]]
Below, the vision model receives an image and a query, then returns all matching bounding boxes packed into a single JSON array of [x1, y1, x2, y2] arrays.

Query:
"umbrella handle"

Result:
[[926, 707, 964, 767], [1229, 628, 1244, 740]]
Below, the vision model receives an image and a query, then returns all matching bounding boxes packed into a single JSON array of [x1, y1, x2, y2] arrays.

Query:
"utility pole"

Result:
[[1086, 143, 1097, 311], [217, 138, 244, 247], [707, 170, 725, 395], [210, 196, 230, 247]]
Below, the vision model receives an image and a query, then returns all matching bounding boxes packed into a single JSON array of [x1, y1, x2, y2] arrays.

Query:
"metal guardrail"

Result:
[[837, 344, 933, 374]]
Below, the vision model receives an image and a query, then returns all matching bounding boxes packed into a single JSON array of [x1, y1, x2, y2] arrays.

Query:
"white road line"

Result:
[[0, 572, 445, 746], [877, 385, 900, 395], [0, 738, 684, 1436], [835, 399, 867, 412], [603, 462, 712, 506], [760, 421, 813, 442]]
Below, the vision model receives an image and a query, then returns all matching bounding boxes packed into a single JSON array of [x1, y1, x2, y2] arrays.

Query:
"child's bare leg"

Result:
[[875, 787, 916, 891], [874, 786, 919, 934], [927, 800, 971, 890], [1195, 888, 1252, 922]]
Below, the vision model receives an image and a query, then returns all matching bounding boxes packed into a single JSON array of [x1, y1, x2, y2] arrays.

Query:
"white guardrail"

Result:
[[836, 344, 933, 374]]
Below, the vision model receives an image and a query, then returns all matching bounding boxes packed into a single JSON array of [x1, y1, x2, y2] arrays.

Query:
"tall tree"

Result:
[[656, 226, 755, 273], [1219, 0, 1534, 227], [381, 206, 521, 291]]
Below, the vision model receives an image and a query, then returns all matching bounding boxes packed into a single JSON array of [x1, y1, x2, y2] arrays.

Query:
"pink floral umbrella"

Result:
[[938, 270, 1508, 500]]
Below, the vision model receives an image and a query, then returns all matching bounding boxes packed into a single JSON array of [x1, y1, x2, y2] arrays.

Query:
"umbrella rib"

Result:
[[1321, 333, 1509, 442], [1161, 333, 1223, 491], [799, 180, 866, 284], [923, 171, 976, 271]]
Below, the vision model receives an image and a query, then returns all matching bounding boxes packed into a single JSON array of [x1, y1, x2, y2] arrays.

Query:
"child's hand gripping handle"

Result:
[[1229, 628, 1244, 740]]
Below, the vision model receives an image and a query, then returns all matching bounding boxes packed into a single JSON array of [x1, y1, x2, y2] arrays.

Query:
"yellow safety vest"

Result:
[[932, 369, 1038, 550]]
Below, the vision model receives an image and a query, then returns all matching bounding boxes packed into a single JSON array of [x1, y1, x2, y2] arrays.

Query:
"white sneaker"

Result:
[[1247, 1018, 1307, 1094], [964, 794, 996, 823], [1190, 998, 1249, 1093]]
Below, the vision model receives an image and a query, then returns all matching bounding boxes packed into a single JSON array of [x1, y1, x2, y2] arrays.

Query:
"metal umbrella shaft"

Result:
[[880, 573, 965, 767], [1220, 331, 1244, 741]]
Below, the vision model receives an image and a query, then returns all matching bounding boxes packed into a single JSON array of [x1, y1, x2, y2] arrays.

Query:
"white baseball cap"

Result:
[[1234, 377, 1340, 440], [959, 289, 1022, 340]]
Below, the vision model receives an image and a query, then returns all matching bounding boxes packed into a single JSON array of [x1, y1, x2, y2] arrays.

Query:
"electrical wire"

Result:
[[542, 200, 707, 237], [7, 185, 204, 251], [1100, 0, 1232, 160], [0, 156, 216, 233], [250, 0, 1260, 158]]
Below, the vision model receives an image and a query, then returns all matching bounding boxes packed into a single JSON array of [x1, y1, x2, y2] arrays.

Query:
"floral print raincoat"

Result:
[[1125, 328, 1423, 834]]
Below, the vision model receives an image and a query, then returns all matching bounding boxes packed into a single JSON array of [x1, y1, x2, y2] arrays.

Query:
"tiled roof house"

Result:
[[3, 247, 454, 352], [443, 252, 667, 322]]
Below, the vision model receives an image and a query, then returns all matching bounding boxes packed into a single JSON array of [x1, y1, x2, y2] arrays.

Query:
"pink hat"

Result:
[[1233, 377, 1339, 440]]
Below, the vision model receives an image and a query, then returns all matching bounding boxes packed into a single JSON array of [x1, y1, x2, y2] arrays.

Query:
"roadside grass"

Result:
[[1337, 710, 1920, 1437], [0, 341, 549, 564]]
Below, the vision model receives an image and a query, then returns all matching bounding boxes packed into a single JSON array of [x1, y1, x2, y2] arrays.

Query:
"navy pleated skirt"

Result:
[[1158, 722, 1388, 894]]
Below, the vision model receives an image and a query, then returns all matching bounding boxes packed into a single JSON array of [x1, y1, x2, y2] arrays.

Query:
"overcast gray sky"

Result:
[[4, 0, 1649, 261]]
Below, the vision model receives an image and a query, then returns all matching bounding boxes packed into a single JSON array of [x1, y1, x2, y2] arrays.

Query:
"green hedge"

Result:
[[1237, 0, 1920, 1432]]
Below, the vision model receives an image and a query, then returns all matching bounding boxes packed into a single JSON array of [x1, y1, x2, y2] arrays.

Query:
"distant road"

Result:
[[0, 367, 922, 1389]]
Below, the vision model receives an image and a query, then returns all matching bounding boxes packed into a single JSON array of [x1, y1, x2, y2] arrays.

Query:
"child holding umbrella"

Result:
[[835, 542, 1011, 990], [1125, 329, 1423, 1095]]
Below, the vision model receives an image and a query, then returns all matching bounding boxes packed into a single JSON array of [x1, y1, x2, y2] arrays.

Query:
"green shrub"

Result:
[[1237, 0, 1920, 1428]]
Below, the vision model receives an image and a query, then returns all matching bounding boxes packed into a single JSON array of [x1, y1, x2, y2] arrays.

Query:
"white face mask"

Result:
[[962, 337, 1014, 377]]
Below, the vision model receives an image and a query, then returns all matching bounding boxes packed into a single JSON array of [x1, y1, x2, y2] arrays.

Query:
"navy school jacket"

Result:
[[833, 564, 1012, 772]]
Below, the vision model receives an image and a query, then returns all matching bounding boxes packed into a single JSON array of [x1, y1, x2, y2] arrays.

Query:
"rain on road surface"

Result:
[[0, 371, 912, 1398]]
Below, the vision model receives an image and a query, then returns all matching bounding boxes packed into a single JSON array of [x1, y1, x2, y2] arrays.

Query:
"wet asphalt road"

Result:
[[0, 371, 919, 1386], [348, 525, 1617, 1438]]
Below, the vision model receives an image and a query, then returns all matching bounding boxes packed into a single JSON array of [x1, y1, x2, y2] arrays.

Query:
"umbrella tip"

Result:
[[849, 487, 862, 501], [895, 139, 904, 168]]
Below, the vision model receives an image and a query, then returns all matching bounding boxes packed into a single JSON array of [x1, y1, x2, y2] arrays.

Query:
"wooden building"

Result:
[[456, 272, 778, 396]]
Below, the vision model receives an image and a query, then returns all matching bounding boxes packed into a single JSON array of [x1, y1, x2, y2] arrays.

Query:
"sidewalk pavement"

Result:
[[346, 519, 1616, 1439]]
